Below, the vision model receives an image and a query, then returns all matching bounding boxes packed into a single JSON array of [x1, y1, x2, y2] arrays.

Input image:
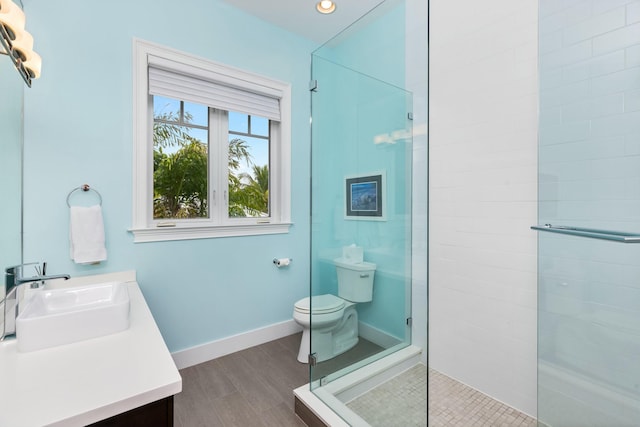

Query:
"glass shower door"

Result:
[[309, 53, 413, 389], [536, 1, 640, 425]]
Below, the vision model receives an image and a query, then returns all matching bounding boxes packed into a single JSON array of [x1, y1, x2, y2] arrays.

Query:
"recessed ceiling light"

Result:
[[316, 0, 336, 14]]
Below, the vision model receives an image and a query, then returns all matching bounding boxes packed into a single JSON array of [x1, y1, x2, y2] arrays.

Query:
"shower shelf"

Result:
[[531, 224, 640, 243]]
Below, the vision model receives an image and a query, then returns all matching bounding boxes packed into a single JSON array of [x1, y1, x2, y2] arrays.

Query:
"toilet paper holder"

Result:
[[273, 258, 292, 267]]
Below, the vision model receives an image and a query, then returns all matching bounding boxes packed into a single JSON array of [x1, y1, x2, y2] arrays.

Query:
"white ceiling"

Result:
[[218, 0, 385, 44]]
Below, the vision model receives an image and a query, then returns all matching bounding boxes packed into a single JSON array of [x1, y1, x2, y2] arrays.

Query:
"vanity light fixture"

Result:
[[0, 0, 41, 87], [316, 0, 336, 14]]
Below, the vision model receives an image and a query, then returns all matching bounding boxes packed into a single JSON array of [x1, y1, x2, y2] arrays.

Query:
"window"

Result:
[[131, 39, 291, 242]]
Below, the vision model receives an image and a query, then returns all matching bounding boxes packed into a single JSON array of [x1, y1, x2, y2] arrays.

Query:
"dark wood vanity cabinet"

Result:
[[87, 396, 174, 427]]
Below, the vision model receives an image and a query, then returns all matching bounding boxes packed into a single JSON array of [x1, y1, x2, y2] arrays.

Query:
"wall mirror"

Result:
[[0, 57, 24, 298]]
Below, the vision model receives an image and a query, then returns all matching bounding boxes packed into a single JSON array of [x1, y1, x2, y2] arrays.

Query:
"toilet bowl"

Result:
[[293, 294, 358, 363], [293, 256, 376, 364]]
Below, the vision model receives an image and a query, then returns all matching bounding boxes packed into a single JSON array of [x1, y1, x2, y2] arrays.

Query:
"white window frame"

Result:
[[130, 39, 292, 243]]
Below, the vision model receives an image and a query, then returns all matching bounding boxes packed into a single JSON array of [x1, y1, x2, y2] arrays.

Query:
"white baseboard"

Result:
[[171, 319, 400, 370], [358, 321, 402, 349], [171, 319, 302, 369]]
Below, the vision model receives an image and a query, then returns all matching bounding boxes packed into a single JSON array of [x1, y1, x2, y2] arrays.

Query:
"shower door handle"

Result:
[[360, 274, 370, 278], [531, 224, 640, 243]]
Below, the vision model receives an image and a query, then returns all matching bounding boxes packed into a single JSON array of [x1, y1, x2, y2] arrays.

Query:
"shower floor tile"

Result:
[[347, 363, 427, 426], [345, 365, 537, 427], [428, 368, 536, 427]]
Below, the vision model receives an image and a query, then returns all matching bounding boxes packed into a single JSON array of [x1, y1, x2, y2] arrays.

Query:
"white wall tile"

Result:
[[540, 0, 589, 33], [540, 30, 564, 54], [430, 0, 538, 416], [541, 40, 592, 71], [625, 88, 640, 111], [591, 66, 640, 97], [563, 7, 625, 47], [625, 44, 640, 67], [593, 22, 640, 56], [590, 50, 627, 77], [627, 1, 640, 24], [593, 0, 636, 15]]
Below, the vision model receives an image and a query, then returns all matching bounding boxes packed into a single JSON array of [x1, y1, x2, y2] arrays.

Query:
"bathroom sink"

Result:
[[16, 281, 130, 352]]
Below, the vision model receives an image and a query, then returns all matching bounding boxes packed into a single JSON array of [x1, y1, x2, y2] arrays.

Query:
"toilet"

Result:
[[293, 257, 376, 363]]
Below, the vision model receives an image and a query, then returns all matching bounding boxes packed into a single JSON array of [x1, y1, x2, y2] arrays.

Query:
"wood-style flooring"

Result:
[[174, 333, 387, 427], [174, 333, 309, 427]]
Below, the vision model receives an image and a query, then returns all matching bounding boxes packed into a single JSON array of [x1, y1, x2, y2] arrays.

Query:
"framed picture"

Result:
[[345, 172, 386, 220]]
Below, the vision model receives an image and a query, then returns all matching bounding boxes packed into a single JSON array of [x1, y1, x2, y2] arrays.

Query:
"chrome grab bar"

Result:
[[531, 224, 640, 243]]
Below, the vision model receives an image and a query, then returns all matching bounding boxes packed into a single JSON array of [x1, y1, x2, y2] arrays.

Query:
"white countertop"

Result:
[[0, 271, 182, 427]]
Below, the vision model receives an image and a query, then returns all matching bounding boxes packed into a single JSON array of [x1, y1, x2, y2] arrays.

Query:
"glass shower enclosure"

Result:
[[536, 1, 640, 425], [308, 0, 414, 423]]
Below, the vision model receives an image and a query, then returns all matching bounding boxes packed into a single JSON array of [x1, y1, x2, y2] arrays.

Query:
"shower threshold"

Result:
[[294, 345, 423, 426]]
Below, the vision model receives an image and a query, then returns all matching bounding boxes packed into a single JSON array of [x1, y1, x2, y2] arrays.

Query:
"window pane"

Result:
[[184, 101, 208, 126], [229, 111, 248, 133], [153, 103, 209, 220], [251, 116, 269, 137], [228, 135, 269, 218], [153, 96, 180, 122]]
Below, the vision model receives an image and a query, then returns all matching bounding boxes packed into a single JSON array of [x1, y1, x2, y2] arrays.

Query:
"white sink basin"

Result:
[[16, 281, 130, 352]]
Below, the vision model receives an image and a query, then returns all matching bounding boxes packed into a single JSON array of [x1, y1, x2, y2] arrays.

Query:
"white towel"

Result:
[[69, 205, 107, 264]]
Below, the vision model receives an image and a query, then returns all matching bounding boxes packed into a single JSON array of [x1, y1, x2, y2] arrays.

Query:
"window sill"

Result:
[[129, 222, 293, 243]]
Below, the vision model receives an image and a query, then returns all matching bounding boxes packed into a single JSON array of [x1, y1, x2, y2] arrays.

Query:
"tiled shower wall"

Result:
[[539, 0, 640, 225], [429, 0, 538, 416]]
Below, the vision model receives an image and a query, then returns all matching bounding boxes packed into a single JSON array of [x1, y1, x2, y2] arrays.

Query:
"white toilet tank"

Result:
[[334, 258, 377, 303]]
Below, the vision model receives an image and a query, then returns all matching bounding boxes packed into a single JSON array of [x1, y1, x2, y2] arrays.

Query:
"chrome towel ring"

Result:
[[66, 184, 103, 207]]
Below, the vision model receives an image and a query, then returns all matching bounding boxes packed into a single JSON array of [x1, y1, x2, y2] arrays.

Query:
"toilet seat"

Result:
[[294, 294, 345, 315]]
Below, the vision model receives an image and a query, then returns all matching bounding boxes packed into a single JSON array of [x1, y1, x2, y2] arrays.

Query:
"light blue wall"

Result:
[[21, 0, 316, 352], [310, 0, 411, 341]]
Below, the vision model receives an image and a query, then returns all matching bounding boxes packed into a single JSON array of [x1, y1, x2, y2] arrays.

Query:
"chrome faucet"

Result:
[[1, 262, 71, 341]]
